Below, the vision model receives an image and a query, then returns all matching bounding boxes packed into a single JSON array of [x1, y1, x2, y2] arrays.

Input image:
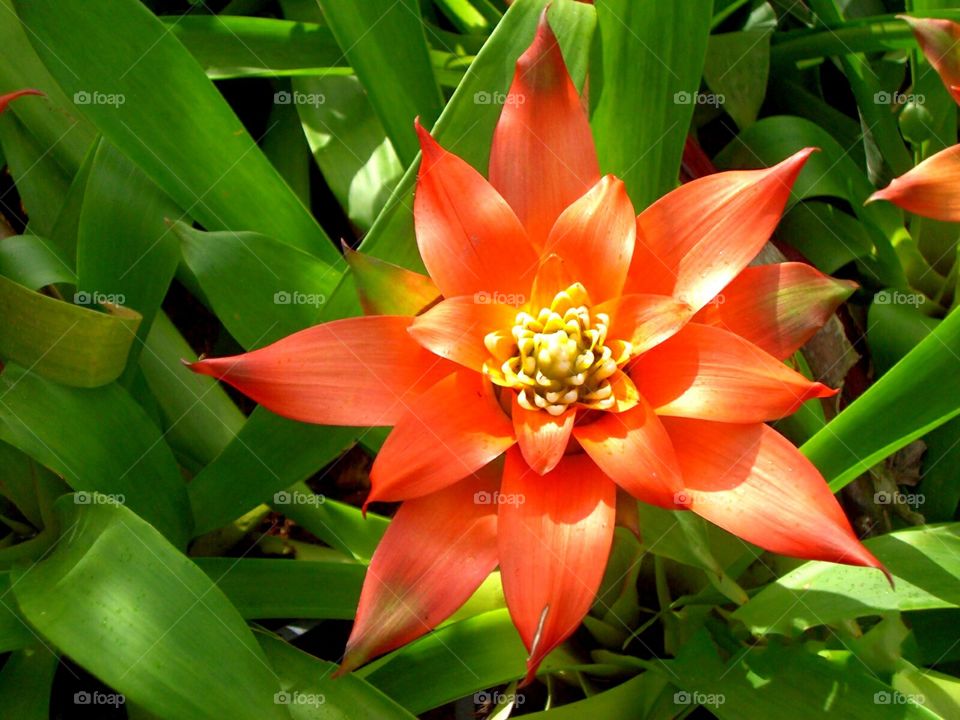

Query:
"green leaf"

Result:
[[703, 30, 771, 129], [894, 664, 960, 720], [0, 572, 33, 653], [0, 365, 191, 546], [776, 202, 874, 274], [77, 140, 181, 378], [0, 646, 57, 719], [0, 440, 44, 527], [918, 417, 960, 523], [167, 15, 346, 79], [663, 630, 938, 720], [11, 499, 287, 720], [868, 301, 940, 377], [292, 75, 403, 232], [195, 558, 362, 619], [360, 609, 576, 714], [805, 0, 913, 178], [0, 110, 74, 238], [261, 95, 312, 205], [189, 410, 355, 536], [359, 0, 596, 270], [138, 311, 245, 472], [0, 235, 76, 288], [733, 524, 960, 636], [256, 630, 417, 719], [276, 485, 388, 562], [714, 115, 906, 287], [803, 306, 960, 491], [636, 504, 748, 605], [13, 0, 340, 261], [317, 0, 443, 166], [0, 0, 96, 176], [47, 141, 96, 261], [521, 672, 673, 720], [0, 274, 141, 388], [173, 221, 340, 349], [590, 0, 711, 211]]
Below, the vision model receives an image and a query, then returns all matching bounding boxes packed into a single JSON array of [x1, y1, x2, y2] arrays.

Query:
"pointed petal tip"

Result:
[[536, 4, 556, 36], [865, 187, 892, 206], [519, 662, 538, 688], [414, 118, 439, 160], [834, 277, 860, 299], [848, 543, 893, 588], [334, 645, 365, 678], [780, 146, 817, 176], [881, 564, 895, 590], [809, 382, 839, 400], [184, 357, 217, 377], [0, 88, 44, 114]]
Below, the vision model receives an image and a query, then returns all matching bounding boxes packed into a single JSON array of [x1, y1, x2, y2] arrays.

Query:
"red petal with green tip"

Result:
[[343, 246, 439, 316], [693, 263, 856, 360], [899, 16, 960, 106], [339, 468, 500, 674]]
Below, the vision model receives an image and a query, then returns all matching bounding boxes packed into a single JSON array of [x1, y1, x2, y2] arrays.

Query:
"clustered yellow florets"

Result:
[[483, 283, 633, 416]]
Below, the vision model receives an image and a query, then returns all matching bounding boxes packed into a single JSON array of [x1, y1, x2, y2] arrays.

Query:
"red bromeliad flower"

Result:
[[870, 16, 960, 218], [191, 13, 885, 683]]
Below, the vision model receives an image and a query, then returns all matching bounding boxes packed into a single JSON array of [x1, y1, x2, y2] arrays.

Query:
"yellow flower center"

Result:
[[483, 283, 633, 416]]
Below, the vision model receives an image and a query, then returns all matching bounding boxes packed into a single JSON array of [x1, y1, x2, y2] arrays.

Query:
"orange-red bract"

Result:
[[190, 11, 884, 685], [0, 88, 43, 115], [869, 17, 960, 220]]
